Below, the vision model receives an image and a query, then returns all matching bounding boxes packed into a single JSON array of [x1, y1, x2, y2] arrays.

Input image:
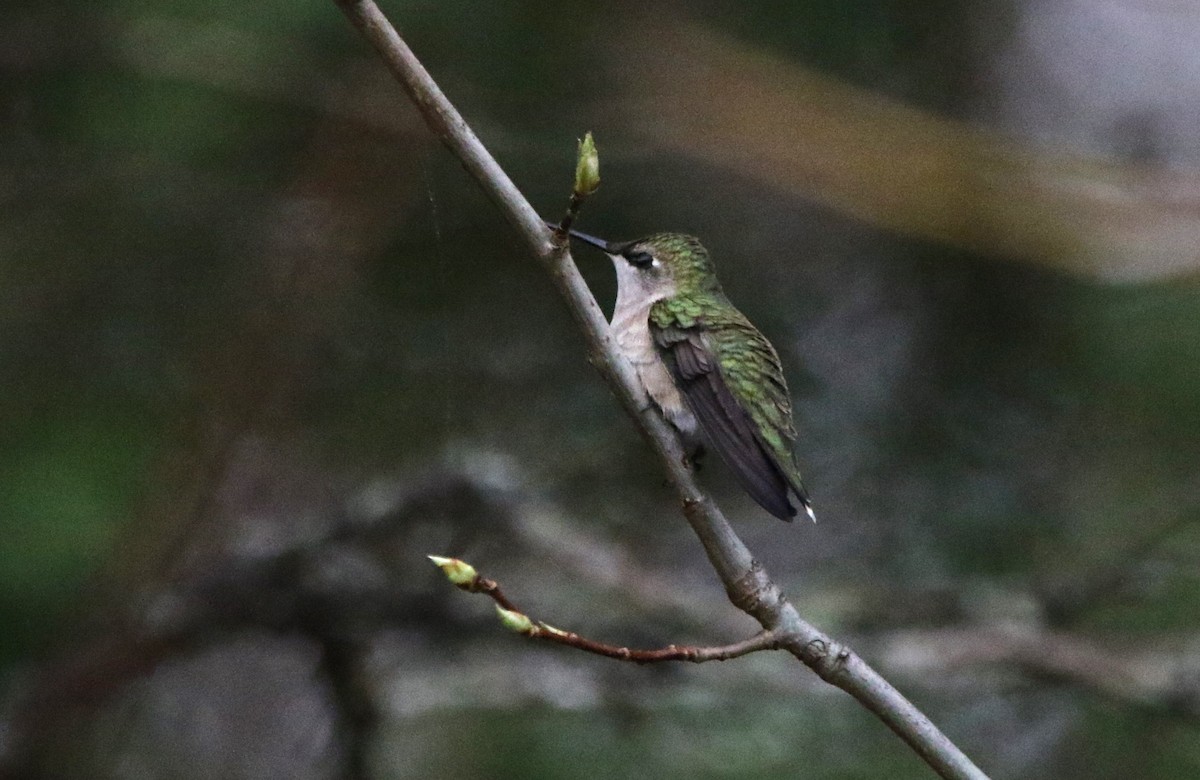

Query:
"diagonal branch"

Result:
[[330, 2, 989, 778]]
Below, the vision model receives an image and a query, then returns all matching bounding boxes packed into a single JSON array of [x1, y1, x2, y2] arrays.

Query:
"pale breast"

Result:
[[610, 300, 699, 440]]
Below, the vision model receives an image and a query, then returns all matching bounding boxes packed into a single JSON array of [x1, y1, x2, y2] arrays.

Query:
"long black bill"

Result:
[[544, 220, 613, 253]]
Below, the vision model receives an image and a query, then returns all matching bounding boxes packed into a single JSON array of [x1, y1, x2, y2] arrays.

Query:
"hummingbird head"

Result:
[[558, 227, 722, 301]]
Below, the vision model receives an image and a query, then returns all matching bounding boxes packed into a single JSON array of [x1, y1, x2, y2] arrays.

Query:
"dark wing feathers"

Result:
[[654, 325, 797, 520]]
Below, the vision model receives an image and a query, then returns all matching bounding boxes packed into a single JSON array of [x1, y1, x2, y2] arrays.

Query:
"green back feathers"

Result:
[[635, 231, 813, 519]]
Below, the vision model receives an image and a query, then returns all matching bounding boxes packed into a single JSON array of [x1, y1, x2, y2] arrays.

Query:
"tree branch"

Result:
[[331, 2, 989, 778], [430, 556, 782, 663], [882, 627, 1200, 721]]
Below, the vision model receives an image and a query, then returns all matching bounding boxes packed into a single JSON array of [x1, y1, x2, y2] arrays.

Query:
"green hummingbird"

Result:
[[562, 227, 814, 522]]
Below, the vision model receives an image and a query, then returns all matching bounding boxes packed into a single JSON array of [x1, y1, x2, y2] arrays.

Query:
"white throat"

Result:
[[610, 254, 672, 326], [606, 254, 697, 440]]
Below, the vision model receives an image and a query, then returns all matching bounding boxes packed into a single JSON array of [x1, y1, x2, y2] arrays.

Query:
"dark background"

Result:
[[2, 1, 1198, 777]]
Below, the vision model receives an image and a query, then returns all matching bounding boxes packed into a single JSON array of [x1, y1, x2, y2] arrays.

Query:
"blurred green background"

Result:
[[2, 0, 1199, 778]]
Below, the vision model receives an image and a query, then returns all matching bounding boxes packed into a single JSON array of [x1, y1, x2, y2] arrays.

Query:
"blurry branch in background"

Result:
[[882, 627, 1200, 720], [430, 556, 782, 663], [0, 460, 722, 777], [102, 116, 400, 600], [1036, 511, 1196, 626], [330, 2, 988, 778], [1, 86, 409, 777], [69, 13, 1200, 282], [5, 461, 1195, 776], [620, 22, 1200, 284]]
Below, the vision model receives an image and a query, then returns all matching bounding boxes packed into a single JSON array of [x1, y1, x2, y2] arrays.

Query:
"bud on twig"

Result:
[[427, 555, 478, 586], [495, 605, 535, 634], [574, 131, 600, 196]]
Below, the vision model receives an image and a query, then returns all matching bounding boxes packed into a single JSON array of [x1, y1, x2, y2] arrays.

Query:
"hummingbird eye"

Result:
[[626, 251, 654, 269]]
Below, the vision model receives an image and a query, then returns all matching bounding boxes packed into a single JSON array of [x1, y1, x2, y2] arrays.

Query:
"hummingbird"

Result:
[[559, 227, 814, 522]]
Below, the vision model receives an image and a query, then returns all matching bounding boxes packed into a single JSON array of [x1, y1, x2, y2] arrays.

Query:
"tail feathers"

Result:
[[788, 477, 816, 523]]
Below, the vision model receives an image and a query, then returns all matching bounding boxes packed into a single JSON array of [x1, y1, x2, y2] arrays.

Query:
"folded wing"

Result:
[[653, 323, 798, 521]]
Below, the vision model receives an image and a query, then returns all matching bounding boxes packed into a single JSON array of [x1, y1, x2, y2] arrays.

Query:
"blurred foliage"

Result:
[[1, 0, 1198, 778]]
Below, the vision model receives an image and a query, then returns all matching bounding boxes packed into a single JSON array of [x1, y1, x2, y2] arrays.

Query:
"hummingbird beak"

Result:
[[566, 229, 613, 252], [544, 221, 616, 253]]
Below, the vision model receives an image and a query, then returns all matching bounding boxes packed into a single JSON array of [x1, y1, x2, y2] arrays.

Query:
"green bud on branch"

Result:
[[495, 605, 535, 634], [427, 555, 478, 586], [574, 131, 600, 196]]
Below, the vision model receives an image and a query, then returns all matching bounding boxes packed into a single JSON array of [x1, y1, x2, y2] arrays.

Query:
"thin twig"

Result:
[[556, 191, 585, 239], [553, 131, 599, 241], [445, 567, 522, 614], [432, 556, 781, 663], [331, 2, 989, 778], [532, 626, 781, 664]]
